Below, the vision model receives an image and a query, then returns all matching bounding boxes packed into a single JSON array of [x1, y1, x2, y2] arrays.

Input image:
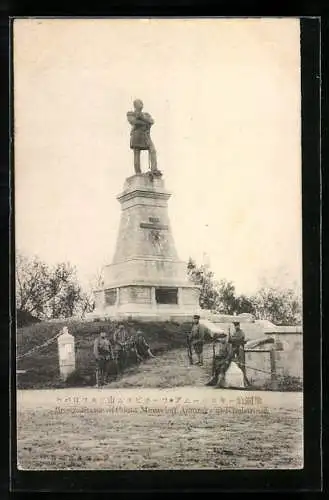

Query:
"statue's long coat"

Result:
[[127, 111, 153, 150]]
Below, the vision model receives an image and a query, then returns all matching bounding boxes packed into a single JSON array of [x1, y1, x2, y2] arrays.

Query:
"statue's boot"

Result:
[[149, 143, 158, 172], [133, 150, 142, 174]]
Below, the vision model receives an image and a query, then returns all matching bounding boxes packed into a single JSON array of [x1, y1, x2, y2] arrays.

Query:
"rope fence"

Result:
[[16, 331, 287, 380], [16, 331, 62, 361]]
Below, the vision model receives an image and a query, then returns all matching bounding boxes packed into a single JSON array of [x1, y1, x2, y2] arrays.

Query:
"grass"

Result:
[[16, 336, 303, 470], [17, 403, 303, 470], [16, 319, 205, 389], [251, 375, 303, 392], [107, 347, 211, 388], [16, 319, 303, 391]]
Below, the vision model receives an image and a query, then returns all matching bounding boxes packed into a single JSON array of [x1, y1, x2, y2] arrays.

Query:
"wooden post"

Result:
[[270, 348, 278, 391], [57, 327, 75, 381]]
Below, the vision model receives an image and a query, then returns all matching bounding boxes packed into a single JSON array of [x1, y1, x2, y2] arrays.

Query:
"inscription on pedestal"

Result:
[[105, 289, 117, 306], [140, 222, 168, 230], [180, 288, 200, 306], [130, 286, 152, 304], [120, 286, 152, 305]]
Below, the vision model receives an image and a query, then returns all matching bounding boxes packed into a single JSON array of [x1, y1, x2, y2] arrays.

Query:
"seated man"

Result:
[[206, 332, 233, 388], [134, 329, 155, 360]]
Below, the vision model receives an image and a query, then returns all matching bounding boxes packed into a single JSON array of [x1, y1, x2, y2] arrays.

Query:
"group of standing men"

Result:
[[187, 314, 250, 388], [93, 324, 155, 387], [94, 316, 249, 389]]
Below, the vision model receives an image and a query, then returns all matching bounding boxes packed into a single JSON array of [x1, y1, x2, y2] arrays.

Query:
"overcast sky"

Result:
[[14, 18, 302, 295]]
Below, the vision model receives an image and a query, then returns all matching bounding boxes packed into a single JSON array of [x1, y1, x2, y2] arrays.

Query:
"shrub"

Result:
[[276, 374, 303, 392], [250, 374, 303, 392]]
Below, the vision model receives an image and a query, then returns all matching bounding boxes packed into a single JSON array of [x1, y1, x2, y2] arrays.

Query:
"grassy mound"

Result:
[[16, 319, 198, 389], [108, 347, 211, 388]]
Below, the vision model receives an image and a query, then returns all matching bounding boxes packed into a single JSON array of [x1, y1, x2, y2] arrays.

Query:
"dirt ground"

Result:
[[17, 386, 303, 470], [16, 345, 303, 470]]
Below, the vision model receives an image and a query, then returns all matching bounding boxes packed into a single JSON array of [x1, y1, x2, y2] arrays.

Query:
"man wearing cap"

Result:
[[93, 331, 113, 387], [187, 314, 206, 365], [206, 332, 233, 387], [229, 321, 250, 387], [112, 323, 129, 374]]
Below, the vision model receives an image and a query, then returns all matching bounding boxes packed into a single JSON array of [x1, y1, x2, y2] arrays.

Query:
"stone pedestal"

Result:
[[92, 173, 200, 320]]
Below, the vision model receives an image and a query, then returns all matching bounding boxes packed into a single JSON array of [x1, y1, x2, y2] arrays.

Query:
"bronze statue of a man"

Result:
[[127, 99, 160, 175]]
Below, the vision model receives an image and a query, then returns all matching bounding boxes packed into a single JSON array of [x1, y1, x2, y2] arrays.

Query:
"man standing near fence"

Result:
[[229, 321, 250, 387], [94, 331, 113, 387], [187, 314, 206, 365]]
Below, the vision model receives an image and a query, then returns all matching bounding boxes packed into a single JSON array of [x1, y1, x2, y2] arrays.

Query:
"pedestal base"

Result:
[[91, 284, 200, 322], [87, 307, 201, 323]]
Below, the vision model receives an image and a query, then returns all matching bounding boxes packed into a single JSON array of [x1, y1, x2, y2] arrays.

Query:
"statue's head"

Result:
[[133, 99, 143, 111]]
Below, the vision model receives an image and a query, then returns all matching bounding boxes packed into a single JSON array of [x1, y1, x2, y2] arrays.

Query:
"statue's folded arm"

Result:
[[127, 111, 137, 125], [142, 113, 154, 125]]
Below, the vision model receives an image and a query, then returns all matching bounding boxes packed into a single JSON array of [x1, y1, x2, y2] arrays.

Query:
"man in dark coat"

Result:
[[228, 321, 250, 387], [127, 99, 159, 174], [112, 323, 129, 374], [93, 331, 113, 387], [187, 314, 206, 365]]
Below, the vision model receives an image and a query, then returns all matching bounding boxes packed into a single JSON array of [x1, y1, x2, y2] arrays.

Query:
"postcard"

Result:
[[14, 17, 304, 472]]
